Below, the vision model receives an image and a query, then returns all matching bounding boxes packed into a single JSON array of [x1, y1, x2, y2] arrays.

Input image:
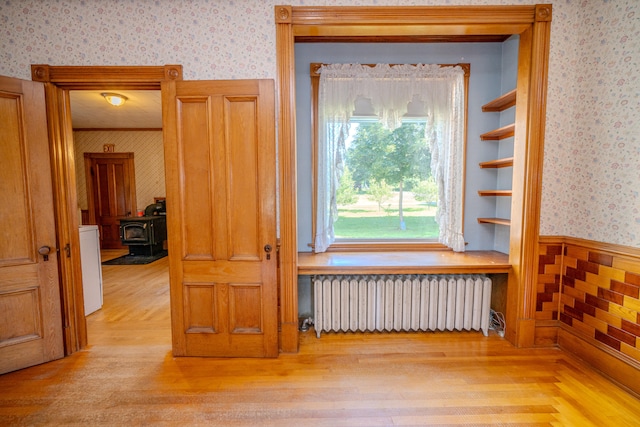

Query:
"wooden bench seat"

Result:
[[297, 250, 511, 275]]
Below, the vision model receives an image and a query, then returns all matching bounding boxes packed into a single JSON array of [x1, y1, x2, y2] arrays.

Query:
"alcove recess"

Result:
[[477, 88, 516, 227]]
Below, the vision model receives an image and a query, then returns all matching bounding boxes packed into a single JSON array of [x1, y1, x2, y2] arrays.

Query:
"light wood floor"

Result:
[[1, 251, 640, 426]]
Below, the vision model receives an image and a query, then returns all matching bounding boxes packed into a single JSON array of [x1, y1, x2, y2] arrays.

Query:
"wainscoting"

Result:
[[536, 236, 640, 395]]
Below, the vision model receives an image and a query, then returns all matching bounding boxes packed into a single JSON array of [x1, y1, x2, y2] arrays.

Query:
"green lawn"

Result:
[[334, 214, 439, 239]]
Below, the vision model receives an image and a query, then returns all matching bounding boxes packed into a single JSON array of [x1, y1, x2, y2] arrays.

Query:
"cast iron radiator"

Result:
[[312, 275, 492, 338]]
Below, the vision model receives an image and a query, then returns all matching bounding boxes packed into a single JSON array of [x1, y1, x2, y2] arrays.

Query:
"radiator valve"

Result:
[[299, 317, 314, 332]]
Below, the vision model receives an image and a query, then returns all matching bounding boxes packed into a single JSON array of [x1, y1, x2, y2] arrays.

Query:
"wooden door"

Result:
[[163, 79, 277, 357], [0, 76, 64, 374], [84, 153, 136, 249]]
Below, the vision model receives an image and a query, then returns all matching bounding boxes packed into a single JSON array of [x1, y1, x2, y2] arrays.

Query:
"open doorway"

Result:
[[68, 89, 171, 348]]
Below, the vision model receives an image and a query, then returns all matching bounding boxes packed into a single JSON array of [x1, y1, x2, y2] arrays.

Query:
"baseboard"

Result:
[[534, 320, 558, 346], [279, 321, 299, 353], [558, 327, 640, 397]]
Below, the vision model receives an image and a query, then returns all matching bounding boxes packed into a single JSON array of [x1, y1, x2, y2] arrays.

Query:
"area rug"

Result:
[[102, 251, 168, 265]]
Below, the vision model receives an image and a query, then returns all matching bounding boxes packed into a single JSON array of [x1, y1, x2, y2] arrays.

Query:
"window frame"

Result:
[[309, 62, 470, 252]]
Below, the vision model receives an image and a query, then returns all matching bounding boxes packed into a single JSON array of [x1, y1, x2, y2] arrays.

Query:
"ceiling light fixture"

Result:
[[101, 92, 128, 107]]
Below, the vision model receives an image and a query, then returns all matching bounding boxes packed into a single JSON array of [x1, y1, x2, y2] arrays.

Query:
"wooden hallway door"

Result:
[[84, 152, 137, 249], [162, 79, 278, 358], [0, 75, 64, 373]]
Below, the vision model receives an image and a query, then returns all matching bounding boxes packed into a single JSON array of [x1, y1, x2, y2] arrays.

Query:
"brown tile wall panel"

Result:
[[626, 272, 640, 287], [598, 288, 624, 305], [564, 305, 584, 322], [595, 330, 621, 351], [582, 312, 608, 334], [610, 280, 640, 299], [565, 266, 586, 282], [563, 275, 576, 288], [572, 318, 596, 338], [614, 257, 640, 275], [560, 312, 573, 326], [551, 240, 640, 366], [574, 300, 596, 318], [577, 259, 600, 275], [584, 293, 609, 312], [625, 297, 640, 313], [621, 319, 640, 337], [565, 246, 588, 262], [574, 280, 598, 297], [546, 245, 563, 256], [563, 284, 584, 301], [535, 244, 563, 324], [595, 308, 622, 329], [608, 325, 636, 347], [588, 252, 613, 267], [544, 282, 560, 294]]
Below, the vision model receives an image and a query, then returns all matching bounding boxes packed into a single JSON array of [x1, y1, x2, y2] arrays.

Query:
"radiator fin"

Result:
[[313, 274, 492, 338]]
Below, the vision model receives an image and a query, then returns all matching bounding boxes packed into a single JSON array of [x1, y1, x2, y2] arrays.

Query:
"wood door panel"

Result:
[[182, 261, 263, 283], [0, 96, 33, 263], [0, 288, 41, 344], [226, 97, 261, 260], [178, 98, 215, 260], [229, 284, 263, 333], [164, 79, 277, 358], [183, 283, 218, 333], [0, 76, 63, 374]]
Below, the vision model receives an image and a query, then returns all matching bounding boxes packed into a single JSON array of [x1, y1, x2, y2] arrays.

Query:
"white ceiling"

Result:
[[69, 90, 162, 129]]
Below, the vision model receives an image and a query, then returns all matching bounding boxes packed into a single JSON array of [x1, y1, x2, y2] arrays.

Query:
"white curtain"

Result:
[[315, 63, 466, 252]]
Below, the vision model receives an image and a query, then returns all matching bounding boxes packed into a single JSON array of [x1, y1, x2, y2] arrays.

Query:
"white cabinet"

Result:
[[79, 225, 103, 315]]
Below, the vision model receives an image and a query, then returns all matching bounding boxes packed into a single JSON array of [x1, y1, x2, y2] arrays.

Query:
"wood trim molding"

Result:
[[38, 65, 183, 355], [73, 128, 163, 132], [274, 11, 299, 353], [31, 65, 183, 89], [540, 235, 640, 259], [308, 62, 470, 252], [535, 4, 553, 22], [43, 83, 86, 354], [288, 5, 541, 25], [276, 4, 552, 351]]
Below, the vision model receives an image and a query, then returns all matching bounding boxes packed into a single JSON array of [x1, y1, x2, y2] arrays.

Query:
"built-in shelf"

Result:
[[478, 190, 512, 197], [477, 217, 511, 226], [479, 157, 514, 168], [481, 89, 516, 112], [480, 123, 515, 141], [477, 89, 516, 241]]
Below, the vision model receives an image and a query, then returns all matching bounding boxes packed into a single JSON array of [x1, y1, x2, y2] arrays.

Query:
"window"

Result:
[[310, 63, 469, 253], [335, 120, 438, 240]]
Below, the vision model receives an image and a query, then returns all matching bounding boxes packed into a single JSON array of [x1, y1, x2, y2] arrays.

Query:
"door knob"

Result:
[[264, 244, 272, 260], [38, 245, 51, 262]]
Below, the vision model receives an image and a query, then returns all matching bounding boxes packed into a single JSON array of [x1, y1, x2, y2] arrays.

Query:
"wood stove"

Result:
[[119, 203, 167, 256]]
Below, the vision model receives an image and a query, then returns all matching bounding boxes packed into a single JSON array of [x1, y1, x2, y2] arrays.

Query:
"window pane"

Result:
[[335, 122, 439, 240]]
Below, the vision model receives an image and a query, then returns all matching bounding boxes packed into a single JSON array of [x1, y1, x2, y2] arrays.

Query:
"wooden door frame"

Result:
[[31, 65, 182, 354], [274, 5, 552, 351]]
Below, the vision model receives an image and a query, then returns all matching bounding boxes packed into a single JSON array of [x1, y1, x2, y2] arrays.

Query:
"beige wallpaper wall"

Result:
[[74, 131, 166, 214], [2, 0, 638, 247]]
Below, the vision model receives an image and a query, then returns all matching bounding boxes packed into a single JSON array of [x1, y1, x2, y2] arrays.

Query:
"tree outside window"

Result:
[[334, 121, 439, 240]]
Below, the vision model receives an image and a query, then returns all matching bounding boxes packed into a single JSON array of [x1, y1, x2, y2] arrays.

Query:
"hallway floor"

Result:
[[1, 253, 639, 426]]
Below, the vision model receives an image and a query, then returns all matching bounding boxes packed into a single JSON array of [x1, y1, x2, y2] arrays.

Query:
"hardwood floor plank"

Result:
[[0, 253, 639, 425]]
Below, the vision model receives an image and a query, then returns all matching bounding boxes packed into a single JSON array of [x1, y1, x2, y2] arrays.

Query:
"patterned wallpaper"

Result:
[[73, 131, 166, 214], [1, 0, 638, 247]]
